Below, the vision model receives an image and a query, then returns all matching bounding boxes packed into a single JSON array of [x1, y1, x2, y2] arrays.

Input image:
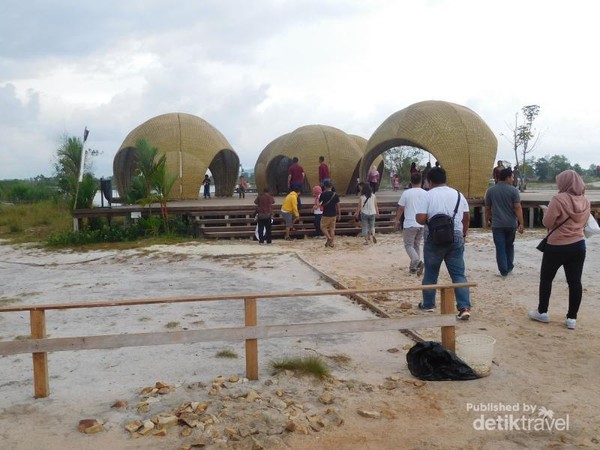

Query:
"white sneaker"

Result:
[[528, 310, 549, 323], [566, 318, 576, 330]]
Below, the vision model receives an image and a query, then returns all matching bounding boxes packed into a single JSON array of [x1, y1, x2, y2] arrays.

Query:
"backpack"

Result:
[[427, 190, 461, 245]]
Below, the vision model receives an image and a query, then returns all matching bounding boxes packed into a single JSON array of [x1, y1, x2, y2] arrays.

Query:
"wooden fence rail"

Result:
[[0, 283, 476, 399]]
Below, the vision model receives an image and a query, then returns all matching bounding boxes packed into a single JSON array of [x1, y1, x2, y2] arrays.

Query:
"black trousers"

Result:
[[538, 241, 586, 319], [257, 218, 272, 243]]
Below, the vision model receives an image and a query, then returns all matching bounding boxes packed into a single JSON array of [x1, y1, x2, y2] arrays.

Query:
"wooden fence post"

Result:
[[244, 297, 259, 380], [30, 310, 49, 398], [440, 288, 456, 353]]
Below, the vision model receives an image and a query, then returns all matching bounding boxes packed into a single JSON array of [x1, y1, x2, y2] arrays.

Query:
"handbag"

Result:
[[536, 237, 548, 252], [584, 213, 600, 238], [537, 217, 570, 252]]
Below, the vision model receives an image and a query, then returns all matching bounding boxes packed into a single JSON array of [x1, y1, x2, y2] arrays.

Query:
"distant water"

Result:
[[92, 187, 217, 206]]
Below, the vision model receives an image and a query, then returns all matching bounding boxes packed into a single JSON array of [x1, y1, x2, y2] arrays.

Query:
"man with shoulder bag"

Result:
[[415, 167, 472, 320]]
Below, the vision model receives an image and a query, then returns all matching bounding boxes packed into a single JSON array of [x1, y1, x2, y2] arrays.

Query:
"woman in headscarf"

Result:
[[367, 165, 380, 193], [528, 170, 590, 329]]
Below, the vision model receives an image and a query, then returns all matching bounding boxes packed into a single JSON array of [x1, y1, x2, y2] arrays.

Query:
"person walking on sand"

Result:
[[416, 167, 472, 320], [528, 170, 590, 330], [281, 185, 302, 241], [396, 173, 427, 275], [485, 168, 525, 277], [254, 187, 275, 244], [319, 180, 340, 247], [318, 156, 331, 187], [355, 183, 379, 245], [202, 174, 211, 199]]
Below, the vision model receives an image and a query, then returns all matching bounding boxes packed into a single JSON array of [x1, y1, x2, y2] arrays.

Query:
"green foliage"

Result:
[[534, 154, 583, 182], [269, 355, 330, 378], [134, 138, 160, 201], [77, 173, 97, 209], [125, 176, 146, 204], [0, 177, 59, 203], [0, 200, 72, 243], [53, 135, 98, 208], [383, 146, 424, 183], [45, 216, 190, 247], [54, 135, 83, 206]]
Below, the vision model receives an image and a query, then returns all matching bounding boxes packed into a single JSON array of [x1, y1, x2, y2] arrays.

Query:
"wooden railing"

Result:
[[0, 283, 476, 399]]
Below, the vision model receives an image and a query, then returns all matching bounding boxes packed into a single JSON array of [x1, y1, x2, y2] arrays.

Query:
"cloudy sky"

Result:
[[1, 0, 599, 180]]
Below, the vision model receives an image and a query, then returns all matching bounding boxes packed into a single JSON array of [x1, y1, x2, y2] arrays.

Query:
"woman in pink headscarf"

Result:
[[367, 165, 380, 193], [528, 170, 591, 330]]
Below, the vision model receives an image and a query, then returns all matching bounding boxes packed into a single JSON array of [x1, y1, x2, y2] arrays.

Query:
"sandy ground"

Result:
[[1, 229, 600, 449]]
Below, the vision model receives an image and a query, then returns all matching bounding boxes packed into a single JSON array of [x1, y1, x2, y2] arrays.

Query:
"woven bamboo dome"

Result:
[[346, 135, 384, 193], [361, 101, 497, 198], [113, 113, 239, 200], [254, 125, 366, 195]]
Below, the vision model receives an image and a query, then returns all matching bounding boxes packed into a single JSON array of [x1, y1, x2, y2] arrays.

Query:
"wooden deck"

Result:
[[73, 189, 600, 240]]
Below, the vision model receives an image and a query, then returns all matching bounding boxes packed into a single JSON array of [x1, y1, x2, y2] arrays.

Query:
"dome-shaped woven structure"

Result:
[[254, 125, 365, 195], [113, 113, 239, 199], [361, 101, 497, 198]]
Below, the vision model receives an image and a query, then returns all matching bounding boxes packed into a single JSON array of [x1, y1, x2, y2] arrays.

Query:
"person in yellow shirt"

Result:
[[281, 185, 302, 240]]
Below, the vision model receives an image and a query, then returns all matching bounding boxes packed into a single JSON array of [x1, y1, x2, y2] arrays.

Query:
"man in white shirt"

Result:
[[396, 173, 427, 275], [415, 167, 472, 320]]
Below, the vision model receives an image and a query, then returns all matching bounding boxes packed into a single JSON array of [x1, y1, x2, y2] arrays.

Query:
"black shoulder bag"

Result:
[[536, 217, 570, 252], [427, 190, 461, 245]]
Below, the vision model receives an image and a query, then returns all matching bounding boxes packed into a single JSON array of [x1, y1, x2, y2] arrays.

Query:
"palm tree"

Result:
[[152, 155, 177, 222], [54, 136, 81, 204], [134, 138, 161, 212]]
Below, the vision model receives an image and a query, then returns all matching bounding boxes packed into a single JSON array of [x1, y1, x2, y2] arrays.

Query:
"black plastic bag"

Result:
[[406, 341, 479, 381]]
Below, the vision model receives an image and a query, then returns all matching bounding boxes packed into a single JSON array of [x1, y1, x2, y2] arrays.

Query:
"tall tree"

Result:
[[383, 146, 424, 185], [54, 135, 97, 208], [504, 105, 541, 191], [134, 138, 160, 202], [152, 156, 177, 221]]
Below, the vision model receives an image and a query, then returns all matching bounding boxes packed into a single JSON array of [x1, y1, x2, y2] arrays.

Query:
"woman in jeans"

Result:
[[354, 183, 379, 245], [528, 170, 590, 329]]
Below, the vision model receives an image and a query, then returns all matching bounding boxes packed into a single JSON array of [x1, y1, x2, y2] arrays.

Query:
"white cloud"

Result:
[[1, 0, 600, 179]]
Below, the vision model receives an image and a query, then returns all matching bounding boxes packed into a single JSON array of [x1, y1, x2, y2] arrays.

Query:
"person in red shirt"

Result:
[[318, 156, 331, 187], [254, 187, 275, 244], [287, 157, 305, 191]]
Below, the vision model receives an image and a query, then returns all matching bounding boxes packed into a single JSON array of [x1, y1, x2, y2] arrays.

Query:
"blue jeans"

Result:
[[361, 213, 375, 237], [492, 227, 516, 276], [421, 232, 471, 311]]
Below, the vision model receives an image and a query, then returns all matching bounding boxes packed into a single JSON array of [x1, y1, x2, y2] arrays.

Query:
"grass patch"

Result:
[[0, 201, 72, 244], [269, 355, 330, 378], [165, 321, 180, 329], [215, 349, 238, 359]]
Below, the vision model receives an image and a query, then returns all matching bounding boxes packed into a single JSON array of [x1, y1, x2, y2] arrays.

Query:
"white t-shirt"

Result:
[[360, 194, 378, 215], [398, 187, 427, 228], [416, 186, 469, 233]]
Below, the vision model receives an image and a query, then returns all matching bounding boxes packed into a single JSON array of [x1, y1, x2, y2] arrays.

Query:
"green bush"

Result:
[[45, 216, 191, 247]]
